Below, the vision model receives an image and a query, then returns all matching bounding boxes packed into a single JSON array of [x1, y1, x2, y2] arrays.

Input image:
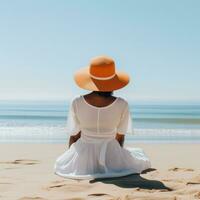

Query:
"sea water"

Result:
[[0, 100, 200, 143]]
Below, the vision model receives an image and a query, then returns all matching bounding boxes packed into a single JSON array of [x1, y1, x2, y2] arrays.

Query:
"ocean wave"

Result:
[[0, 127, 200, 143]]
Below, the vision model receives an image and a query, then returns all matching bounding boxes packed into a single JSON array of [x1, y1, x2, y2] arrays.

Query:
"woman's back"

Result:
[[70, 95, 130, 139]]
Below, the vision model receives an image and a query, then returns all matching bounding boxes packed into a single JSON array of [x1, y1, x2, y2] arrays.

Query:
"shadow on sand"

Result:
[[90, 168, 172, 191]]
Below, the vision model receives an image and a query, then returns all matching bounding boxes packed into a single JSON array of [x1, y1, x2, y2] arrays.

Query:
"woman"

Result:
[[55, 56, 151, 179]]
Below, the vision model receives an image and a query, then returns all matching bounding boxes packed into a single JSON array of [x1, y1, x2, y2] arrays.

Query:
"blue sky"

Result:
[[0, 0, 200, 103]]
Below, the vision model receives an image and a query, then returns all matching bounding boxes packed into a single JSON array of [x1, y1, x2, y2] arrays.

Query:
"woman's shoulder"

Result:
[[116, 96, 129, 106], [68, 95, 82, 107], [112, 97, 128, 112]]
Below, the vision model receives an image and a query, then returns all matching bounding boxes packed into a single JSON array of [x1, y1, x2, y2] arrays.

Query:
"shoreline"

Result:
[[1, 127, 200, 145]]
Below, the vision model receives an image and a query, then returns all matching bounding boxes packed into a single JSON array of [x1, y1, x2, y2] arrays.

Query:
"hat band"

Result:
[[89, 73, 115, 80]]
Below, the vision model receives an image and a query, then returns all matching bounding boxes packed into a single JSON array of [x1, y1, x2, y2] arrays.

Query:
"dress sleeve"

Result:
[[116, 102, 133, 135], [66, 98, 81, 136]]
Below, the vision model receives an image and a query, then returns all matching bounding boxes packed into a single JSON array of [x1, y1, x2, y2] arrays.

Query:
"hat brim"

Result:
[[74, 66, 130, 91]]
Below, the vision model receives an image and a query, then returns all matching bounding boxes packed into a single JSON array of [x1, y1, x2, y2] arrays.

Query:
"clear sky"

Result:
[[0, 0, 200, 103]]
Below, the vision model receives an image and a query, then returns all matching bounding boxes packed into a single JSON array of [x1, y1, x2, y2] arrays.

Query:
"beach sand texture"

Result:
[[0, 144, 200, 200]]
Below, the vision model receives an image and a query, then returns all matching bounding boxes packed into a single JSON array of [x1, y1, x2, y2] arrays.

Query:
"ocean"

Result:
[[0, 100, 200, 143]]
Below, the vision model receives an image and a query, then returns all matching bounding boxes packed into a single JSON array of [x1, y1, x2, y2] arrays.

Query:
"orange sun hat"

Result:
[[74, 56, 130, 91]]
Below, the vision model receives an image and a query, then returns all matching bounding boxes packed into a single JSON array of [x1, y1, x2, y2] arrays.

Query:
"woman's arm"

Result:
[[115, 133, 125, 147], [69, 131, 81, 148]]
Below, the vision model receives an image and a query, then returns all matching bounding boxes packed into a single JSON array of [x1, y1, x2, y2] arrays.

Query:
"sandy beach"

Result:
[[0, 143, 199, 200]]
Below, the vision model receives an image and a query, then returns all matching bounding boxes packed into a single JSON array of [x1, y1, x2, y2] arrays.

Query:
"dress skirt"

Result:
[[54, 136, 151, 179]]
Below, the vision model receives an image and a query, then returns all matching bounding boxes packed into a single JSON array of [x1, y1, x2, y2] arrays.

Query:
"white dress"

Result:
[[54, 95, 151, 179]]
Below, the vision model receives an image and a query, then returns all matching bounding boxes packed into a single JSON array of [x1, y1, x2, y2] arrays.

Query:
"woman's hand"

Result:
[[115, 133, 124, 147], [69, 131, 81, 148]]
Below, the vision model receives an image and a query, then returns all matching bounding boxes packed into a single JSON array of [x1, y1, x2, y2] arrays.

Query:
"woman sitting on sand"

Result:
[[55, 56, 151, 179]]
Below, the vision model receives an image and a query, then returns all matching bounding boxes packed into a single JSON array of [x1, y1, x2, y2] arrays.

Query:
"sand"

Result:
[[0, 143, 200, 200]]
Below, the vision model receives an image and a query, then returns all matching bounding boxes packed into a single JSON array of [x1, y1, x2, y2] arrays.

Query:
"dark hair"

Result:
[[93, 91, 113, 97]]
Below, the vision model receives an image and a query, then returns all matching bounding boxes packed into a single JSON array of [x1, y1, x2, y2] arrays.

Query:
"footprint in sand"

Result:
[[187, 182, 200, 185], [48, 183, 66, 188], [18, 197, 47, 200], [0, 159, 39, 165], [45, 181, 91, 192], [88, 193, 113, 197], [168, 167, 194, 172], [87, 193, 116, 200], [186, 175, 200, 185]]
